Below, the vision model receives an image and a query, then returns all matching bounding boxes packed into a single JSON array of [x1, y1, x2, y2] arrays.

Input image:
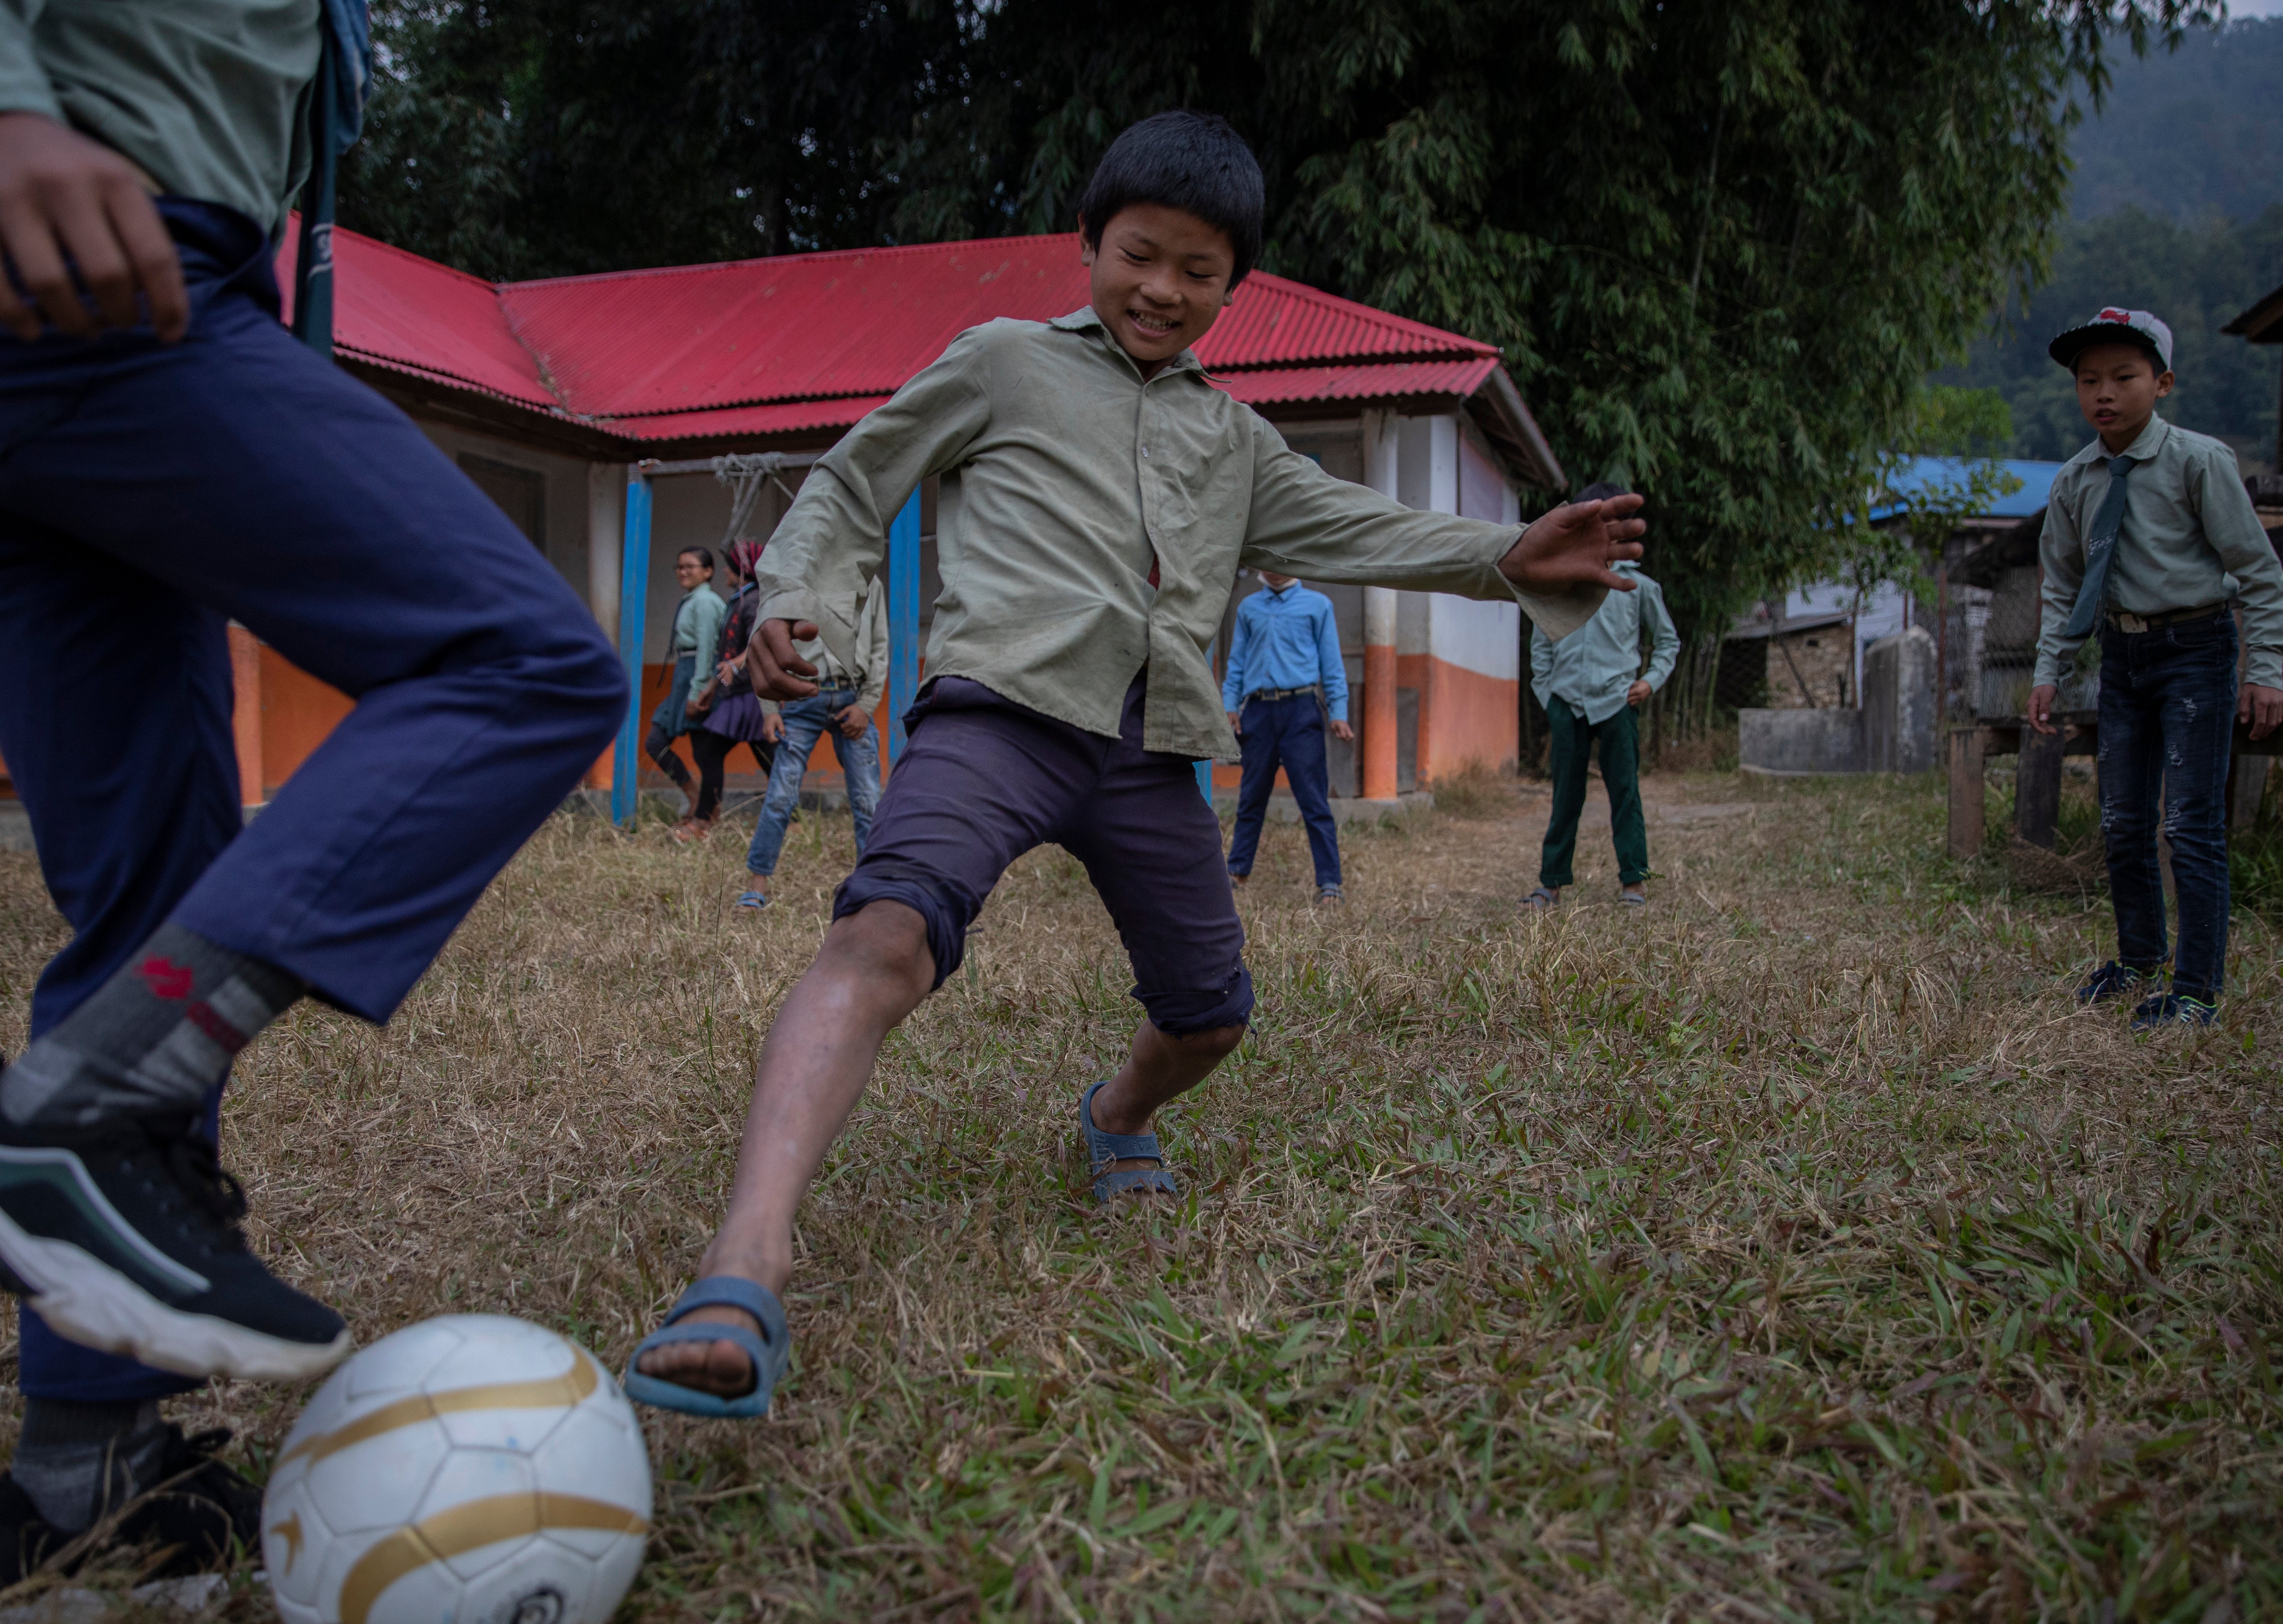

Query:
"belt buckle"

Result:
[[2114, 611, 2149, 634]]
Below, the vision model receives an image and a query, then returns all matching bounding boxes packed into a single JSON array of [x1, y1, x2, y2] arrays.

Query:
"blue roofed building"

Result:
[[1726, 456, 2066, 720]]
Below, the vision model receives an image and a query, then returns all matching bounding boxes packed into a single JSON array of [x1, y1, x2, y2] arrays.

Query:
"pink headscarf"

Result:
[[727, 537, 767, 583]]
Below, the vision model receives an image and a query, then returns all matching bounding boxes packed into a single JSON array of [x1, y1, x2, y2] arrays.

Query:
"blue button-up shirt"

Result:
[[1220, 581, 1350, 721]]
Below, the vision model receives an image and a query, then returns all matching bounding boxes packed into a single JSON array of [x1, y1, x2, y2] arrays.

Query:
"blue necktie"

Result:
[[2062, 456, 2135, 639]]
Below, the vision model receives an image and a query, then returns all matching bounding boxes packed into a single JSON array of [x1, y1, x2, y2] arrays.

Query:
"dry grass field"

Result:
[[1, 766, 2279, 1622]]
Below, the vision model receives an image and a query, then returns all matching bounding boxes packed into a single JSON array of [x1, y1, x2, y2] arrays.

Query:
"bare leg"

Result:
[[636, 900, 933, 1397], [1087, 1019, 1245, 1177]]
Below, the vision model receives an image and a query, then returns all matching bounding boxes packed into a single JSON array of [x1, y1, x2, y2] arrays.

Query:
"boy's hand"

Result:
[[0, 112, 188, 342], [760, 712, 783, 744], [1329, 718, 1354, 742], [1226, 708, 1242, 737], [750, 618, 821, 699], [2241, 682, 2283, 741], [1498, 493, 1646, 595], [835, 704, 869, 739], [1626, 679, 1652, 707], [2027, 684, 2059, 735]]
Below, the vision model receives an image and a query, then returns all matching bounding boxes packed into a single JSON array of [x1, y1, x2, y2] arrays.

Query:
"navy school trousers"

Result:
[[0, 200, 625, 1401], [1224, 691, 1341, 889]]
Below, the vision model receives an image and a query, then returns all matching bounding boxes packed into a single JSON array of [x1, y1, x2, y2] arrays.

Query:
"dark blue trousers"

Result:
[[1225, 693, 1341, 889], [2097, 612, 2238, 1004], [0, 201, 624, 1401]]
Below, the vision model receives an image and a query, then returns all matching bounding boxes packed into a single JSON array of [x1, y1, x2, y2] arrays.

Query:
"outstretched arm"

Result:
[[1238, 422, 1639, 643], [750, 327, 993, 696]]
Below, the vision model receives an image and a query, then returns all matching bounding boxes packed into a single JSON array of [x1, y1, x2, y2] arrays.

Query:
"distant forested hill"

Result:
[[2068, 17, 2283, 225], [1939, 19, 2283, 471]]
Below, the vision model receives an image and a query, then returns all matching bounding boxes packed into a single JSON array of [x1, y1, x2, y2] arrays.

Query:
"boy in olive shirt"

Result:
[[2029, 307, 2283, 1028], [627, 111, 1649, 1417]]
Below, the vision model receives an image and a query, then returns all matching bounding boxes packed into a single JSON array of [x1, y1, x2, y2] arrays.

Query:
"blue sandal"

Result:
[[623, 1276, 790, 1419], [1079, 1080, 1178, 1204]]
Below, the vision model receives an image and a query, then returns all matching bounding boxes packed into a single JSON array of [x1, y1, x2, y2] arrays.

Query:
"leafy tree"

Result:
[[342, 0, 2220, 657]]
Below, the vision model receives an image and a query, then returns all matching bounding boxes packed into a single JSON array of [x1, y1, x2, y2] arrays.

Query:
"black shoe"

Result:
[[0, 1473, 66, 1586], [2131, 992, 2218, 1031], [0, 1427, 261, 1584], [0, 1113, 350, 1381], [110, 1424, 262, 1577], [2076, 960, 2154, 1005]]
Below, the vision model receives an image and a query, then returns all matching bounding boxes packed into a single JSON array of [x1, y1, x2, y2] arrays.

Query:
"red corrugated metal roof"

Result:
[[1216, 357, 1503, 407], [279, 223, 1515, 444], [278, 223, 556, 410]]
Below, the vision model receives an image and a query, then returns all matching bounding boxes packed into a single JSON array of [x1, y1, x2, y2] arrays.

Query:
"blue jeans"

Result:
[[2097, 610, 2237, 1003], [1226, 692, 1341, 889], [746, 687, 881, 875], [0, 200, 623, 1399]]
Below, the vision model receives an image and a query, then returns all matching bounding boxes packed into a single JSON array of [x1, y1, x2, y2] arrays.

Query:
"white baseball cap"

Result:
[[2049, 306, 2174, 372]]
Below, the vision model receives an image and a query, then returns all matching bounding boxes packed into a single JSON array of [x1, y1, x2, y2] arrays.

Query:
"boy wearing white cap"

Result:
[[2030, 307, 2283, 1028]]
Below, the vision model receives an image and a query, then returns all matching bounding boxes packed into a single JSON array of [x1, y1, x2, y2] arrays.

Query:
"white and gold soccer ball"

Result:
[[261, 1315, 652, 1624]]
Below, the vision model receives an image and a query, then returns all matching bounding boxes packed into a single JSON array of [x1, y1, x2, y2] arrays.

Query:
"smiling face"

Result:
[[1080, 203, 1237, 379], [675, 551, 711, 592], [2072, 341, 2173, 453]]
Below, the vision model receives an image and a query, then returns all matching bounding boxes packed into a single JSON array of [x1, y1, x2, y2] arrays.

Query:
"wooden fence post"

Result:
[[1946, 726, 1985, 858]]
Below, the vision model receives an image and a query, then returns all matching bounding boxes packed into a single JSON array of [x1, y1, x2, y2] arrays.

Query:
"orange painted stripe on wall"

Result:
[[1420, 655, 1518, 782]]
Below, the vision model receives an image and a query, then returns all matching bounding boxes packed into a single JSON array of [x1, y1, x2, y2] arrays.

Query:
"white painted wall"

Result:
[[1434, 426, 1522, 681]]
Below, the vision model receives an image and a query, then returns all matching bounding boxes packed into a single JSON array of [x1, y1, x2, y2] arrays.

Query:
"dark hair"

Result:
[[1077, 111, 1265, 288], [678, 545, 714, 569]]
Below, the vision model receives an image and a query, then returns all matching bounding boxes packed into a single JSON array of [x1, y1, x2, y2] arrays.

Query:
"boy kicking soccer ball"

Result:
[[627, 111, 1646, 1417]]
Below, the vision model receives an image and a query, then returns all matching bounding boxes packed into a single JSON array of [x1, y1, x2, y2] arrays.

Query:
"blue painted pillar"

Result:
[[610, 470, 654, 825], [886, 491, 922, 766]]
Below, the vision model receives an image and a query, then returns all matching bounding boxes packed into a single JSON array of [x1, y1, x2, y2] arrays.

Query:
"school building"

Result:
[[12, 227, 1569, 814]]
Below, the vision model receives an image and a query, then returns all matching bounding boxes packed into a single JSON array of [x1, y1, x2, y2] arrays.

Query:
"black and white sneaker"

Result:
[[0, 1114, 349, 1381]]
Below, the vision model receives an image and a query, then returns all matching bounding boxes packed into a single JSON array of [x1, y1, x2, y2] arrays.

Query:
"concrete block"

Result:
[[1863, 626, 1937, 773], [1739, 707, 1864, 776]]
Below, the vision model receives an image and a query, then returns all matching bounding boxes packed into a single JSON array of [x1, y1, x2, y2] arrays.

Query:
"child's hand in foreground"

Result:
[[0, 112, 188, 342], [750, 618, 821, 699], [1498, 492, 1646, 595]]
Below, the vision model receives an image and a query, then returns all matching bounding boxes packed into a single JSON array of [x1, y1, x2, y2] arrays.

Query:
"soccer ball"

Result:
[[261, 1315, 652, 1624]]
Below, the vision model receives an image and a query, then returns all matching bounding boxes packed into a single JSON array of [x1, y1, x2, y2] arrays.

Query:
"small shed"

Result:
[[2222, 282, 2283, 472]]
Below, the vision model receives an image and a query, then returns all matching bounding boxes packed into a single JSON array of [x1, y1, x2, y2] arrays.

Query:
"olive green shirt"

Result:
[[0, 0, 320, 238], [755, 308, 1603, 762], [2036, 415, 2283, 689]]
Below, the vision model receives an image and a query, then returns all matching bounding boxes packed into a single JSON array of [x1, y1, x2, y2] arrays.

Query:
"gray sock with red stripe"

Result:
[[0, 924, 303, 1128]]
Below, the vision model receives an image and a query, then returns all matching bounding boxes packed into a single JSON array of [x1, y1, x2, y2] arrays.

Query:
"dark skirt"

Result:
[[704, 689, 773, 745]]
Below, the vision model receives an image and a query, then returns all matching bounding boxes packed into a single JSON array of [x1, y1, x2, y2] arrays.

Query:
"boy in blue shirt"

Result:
[[2029, 307, 2283, 1028], [627, 111, 1646, 1418], [1222, 570, 1353, 901]]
